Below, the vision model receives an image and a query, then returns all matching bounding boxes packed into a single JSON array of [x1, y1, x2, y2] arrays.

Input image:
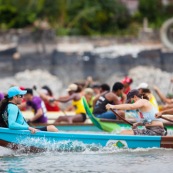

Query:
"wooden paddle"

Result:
[[160, 115, 173, 123], [62, 110, 68, 116], [110, 109, 133, 126]]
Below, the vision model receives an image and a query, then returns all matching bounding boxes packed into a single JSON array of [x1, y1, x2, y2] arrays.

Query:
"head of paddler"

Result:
[[112, 82, 124, 97], [84, 88, 94, 101], [100, 83, 110, 93], [126, 89, 139, 103], [91, 83, 101, 95], [66, 83, 80, 95], [24, 88, 33, 101], [137, 83, 150, 95], [6, 86, 27, 105]]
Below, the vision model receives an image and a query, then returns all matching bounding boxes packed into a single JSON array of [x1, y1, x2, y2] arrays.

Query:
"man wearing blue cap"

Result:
[[0, 86, 58, 133]]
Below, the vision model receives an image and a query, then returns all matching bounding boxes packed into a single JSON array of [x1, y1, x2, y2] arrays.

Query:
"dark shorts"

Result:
[[133, 126, 165, 136], [36, 127, 47, 131], [81, 113, 87, 122]]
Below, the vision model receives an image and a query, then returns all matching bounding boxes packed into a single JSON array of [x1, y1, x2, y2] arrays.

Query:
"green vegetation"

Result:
[[0, 0, 172, 36], [136, 0, 173, 28]]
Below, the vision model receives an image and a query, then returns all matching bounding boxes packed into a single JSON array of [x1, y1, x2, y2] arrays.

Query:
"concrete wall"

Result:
[[0, 48, 173, 85]]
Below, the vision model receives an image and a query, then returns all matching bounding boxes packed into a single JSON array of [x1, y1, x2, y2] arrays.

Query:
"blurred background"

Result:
[[0, 0, 173, 96]]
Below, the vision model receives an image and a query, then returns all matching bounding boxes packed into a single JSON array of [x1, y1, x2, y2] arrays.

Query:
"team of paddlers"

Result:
[[0, 76, 173, 135]]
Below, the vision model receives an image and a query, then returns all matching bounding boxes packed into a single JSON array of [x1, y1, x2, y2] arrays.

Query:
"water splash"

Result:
[[2, 136, 172, 156], [6, 136, 103, 153], [0, 146, 14, 157]]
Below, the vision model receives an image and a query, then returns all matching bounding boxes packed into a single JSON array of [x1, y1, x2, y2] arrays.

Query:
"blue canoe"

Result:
[[0, 128, 173, 152], [30, 123, 102, 132]]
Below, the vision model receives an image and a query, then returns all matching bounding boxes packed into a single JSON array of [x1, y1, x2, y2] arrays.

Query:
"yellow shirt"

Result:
[[87, 97, 94, 113], [72, 98, 86, 114], [149, 94, 159, 111]]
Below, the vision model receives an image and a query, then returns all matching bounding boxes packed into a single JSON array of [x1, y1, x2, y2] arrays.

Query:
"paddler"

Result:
[[106, 89, 165, 136], [93, 82, 125, 119], [54, 83, 87, 124], [0, 86, 58, 133]]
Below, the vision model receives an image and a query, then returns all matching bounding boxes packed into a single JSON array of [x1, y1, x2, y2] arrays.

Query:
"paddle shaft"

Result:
[[110, 109, 133, 126], [62, 110, 68, 116], [161, 116, 173, 123]]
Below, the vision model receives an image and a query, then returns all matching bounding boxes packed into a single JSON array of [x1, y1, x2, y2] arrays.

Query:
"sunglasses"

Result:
[[17, 95, 23, 98]]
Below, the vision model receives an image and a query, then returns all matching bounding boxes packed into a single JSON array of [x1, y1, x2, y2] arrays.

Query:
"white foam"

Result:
[[5, 136, 172, 155], [0, 146, 14, 156]]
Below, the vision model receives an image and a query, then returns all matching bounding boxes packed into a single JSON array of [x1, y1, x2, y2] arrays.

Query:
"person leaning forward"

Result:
[[0, 86, 58, 133], [106, 89, 165, 136], [93, 82, 125, 119]]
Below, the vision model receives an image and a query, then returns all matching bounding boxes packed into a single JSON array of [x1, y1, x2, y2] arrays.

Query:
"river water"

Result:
[[0, 145, 173, 173]]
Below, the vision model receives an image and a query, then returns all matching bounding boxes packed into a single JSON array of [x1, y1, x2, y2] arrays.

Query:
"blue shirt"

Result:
[[138, 106, 160, 124], [8, 103, 29, 130]]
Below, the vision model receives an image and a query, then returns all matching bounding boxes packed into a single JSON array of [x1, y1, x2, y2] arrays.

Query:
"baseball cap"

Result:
[[137, 83, 148, 89], [126, 89, 139, 103], [8, 86, 27, 98], [66, 84, 78, 92]]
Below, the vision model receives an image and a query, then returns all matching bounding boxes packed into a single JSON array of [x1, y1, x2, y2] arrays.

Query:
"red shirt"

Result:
[[44, 100, 60, 111]]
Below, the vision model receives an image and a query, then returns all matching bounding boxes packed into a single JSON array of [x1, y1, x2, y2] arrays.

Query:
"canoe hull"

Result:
[[30, 122, 173, 136], [0, 128, 173, 152], [31, 123, 102, 132]]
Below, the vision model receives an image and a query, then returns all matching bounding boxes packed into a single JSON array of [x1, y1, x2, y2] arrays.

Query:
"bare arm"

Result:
[[84, 76, 93, 88], [92, 94, 100, 107], [112, 94, 121, 105], [106, 100, 143, 110], [154, 86, 173, 104], [57, 93, 77, 103], [93, 91, 109, 107], [161, 108, 173, 115], [163, 104, 173, 109], [156, 108, 173, 118], [38, 91, 51, 102], [30, 108, 43, 122]]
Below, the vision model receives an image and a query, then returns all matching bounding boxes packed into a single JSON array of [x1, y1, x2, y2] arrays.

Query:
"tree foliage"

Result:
[[138, 0, 173, 27], [0, 0, 172, 35], [0, 0, 131, 35]]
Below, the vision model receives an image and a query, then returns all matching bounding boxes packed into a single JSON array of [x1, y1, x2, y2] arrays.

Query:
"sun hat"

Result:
[[137, 83, 149, 89], [126, 89, 139, 103], [8, 86, 27, 98], [66, 84, 78, 92]]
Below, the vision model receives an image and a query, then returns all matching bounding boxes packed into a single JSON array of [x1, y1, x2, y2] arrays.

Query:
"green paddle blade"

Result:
[[82, 97, 121, 133], [82, 97, 103, 130]]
